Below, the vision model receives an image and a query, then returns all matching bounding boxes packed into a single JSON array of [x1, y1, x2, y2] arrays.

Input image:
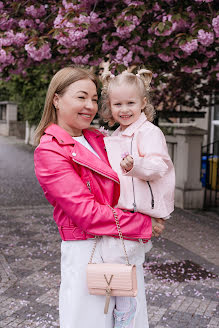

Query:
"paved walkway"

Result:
[[0, 136, 218, 327], [0, 136, 48, 207]]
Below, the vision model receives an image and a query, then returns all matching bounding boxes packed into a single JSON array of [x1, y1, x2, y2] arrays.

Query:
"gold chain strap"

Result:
[[88, 205, 130, 266], [88, 236, 99, 264]]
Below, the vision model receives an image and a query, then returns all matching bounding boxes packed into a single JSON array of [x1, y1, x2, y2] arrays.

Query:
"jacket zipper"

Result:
[[130, 136, 137, 212], [86, 181, 91, 192], [147, 181, 154, 209], [72, 159, 120, 184], [130, 137, 154, 210]]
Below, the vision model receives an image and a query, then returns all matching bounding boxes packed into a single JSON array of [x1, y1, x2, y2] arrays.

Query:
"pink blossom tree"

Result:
[[0, 0, 218, 115]]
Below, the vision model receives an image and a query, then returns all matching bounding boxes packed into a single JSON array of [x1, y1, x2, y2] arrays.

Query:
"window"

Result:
[[210, 94, 219, 143], [0, 104, 6, 121]]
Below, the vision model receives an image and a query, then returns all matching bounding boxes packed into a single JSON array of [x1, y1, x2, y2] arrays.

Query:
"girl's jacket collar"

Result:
[[44, 124, 120, 184]]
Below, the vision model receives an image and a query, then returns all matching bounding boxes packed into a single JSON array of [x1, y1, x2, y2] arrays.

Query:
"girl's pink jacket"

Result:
[[104, 113, 175, 218], [34, 124, 152, 241]]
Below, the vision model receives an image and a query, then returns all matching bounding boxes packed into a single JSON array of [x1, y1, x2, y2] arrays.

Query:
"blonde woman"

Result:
[[34, 66, 164, 328]]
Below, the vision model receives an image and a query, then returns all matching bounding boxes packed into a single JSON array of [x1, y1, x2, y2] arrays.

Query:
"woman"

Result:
[[34, 66, 164, 328]]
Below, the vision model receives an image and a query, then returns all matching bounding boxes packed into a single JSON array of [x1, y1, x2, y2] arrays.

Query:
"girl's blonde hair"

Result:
[[34, 66, 97, 145], [100, 69, 155, 126]]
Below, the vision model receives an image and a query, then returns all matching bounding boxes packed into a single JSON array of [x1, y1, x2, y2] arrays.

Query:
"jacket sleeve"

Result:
[[34, 144, 152, 240], [124, 127, 170, 181]]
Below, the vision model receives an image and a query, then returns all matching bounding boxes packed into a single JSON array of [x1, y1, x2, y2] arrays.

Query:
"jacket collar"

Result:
[[113, 112, 147, 137], [45, 124, 78, 145], [45, 123, 105, 143], [44, 124, 120, 183]]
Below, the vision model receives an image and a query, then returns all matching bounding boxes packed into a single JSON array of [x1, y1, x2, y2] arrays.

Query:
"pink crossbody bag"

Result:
[[86, 205, 137, 314]]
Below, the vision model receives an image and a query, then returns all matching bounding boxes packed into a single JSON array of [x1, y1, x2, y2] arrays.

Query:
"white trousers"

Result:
[[59, 238, 149, 328]]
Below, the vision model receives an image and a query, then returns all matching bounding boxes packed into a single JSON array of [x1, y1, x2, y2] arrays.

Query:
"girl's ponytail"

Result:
[[136, 69, 155, 122], [136, 69, 153, 92], [100, 73, 116, 126], [101, 72, 115, 95]]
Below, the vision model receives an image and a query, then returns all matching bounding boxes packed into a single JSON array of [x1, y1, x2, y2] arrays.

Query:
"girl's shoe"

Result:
[[113, 298, 137, 328]]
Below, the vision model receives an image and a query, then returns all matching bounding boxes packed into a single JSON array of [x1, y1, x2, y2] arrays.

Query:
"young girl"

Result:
[[100, 69, 175, 328]]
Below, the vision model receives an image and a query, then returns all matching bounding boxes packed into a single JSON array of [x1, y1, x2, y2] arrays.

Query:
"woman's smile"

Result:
[[78, 112, 93, 119]]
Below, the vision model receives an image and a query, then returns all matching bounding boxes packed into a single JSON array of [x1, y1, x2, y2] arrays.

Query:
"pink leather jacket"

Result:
[[104, 113, 175, 218], [34, 124, 152, 241]]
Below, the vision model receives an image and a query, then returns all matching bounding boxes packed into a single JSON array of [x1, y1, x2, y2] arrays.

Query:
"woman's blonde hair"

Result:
[[100, 69, 155, 126], [34, 66, 97, 145]]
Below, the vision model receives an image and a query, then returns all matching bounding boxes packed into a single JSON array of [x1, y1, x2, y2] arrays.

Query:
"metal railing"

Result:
[[201, 140, 219, 208]]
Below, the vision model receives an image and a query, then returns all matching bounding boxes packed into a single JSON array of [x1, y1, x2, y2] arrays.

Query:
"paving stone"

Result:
[[207, 317, 219, 328], [204, 300, 218, 316], [0, 295, 29, 317], [3, 282, 48, 302], [183, 282, 219, 302]]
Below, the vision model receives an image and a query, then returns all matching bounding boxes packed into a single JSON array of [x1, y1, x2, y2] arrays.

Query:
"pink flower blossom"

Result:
[[153, 3, 161, 11], [197, 29, 214, 46], [0, 49, 15, 65], [99, 126, 109, 136], [53, 12, 64, 28], [62, 0, 75, 11], [115, 14, 140, 38], [147, 39, 154, 47], [102, 38, 119, 53], [0, 30, 27, 48], [158, 54, 174, 62], [18, 19, 35, 29], [26, 5, 46, 18], [89, 13, 106, 32], [195, 0, 213, 2], [116, 25, 133, 38], [154, 15, 177, 36], [38, 22, 46, 32], [115, 46, 128, 61], [210, 63, 219, 72], [205, 51, 216, 58], [123, 50, 133, 67], [71, 54, 90, 65], [0, 16, 14, 30], [212, 15, 219, 37], [89, 58, 102, 66], [121, 152, 130, 159], [25, 43, 52, 61], [124, 0, 144, 5], [14, 32, 27, 47], [129, 36, 141, 44], [180, 39, 198, 55], [0, 48, 7, 63]]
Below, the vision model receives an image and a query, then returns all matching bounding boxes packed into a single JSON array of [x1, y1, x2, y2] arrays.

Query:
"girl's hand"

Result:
[[151, 218, 165, 237], [120, 155, 134, 172]]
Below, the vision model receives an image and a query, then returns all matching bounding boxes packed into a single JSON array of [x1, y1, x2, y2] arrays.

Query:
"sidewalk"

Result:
[[0, 135, 218, 327], [0, 204, 218, 328]]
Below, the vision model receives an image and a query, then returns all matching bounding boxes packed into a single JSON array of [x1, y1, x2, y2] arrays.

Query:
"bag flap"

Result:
[[87, 263, 136, 291]]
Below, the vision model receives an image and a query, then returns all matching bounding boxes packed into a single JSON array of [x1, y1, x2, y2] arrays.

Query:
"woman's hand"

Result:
[[151, 217, 165, 237]]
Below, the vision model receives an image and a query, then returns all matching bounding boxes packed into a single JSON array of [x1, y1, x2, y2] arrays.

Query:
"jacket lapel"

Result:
[[44, 124, 119, 184], [73, 129, 120, 183]]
